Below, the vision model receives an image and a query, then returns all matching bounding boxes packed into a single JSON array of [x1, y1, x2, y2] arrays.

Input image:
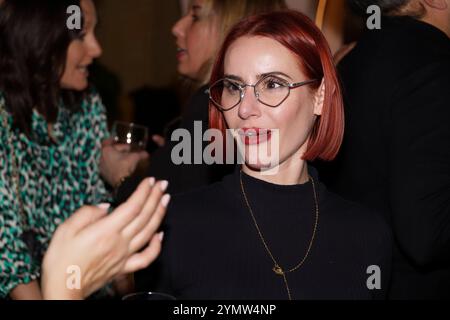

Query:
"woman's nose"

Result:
[[238, 87, 262, 120], [87, 36, 102, 58], [91, 41, 102, 58], [172, 15, 189, 39]]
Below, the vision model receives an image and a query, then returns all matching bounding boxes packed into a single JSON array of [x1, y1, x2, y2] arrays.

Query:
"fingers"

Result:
[[123, 232, 163, 273], [125, 152, 146, 168], [122, 180, 169, 239], [138, 151, 150, 161], [126, 151, 149, 163], [119, 152, 149, 176], [102, 138, 114, 147], [59, 204, 110, 236], [113, 144, 132, 153], [128, 194, 170, 252], [104, 178, 154, 231], [152, 135, 166, 147]]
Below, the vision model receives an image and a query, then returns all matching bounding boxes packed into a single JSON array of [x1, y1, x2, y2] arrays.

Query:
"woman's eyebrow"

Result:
[[223, 72, 293, 82], [258, 72, 293, 80], [223, 74, 243, 82]]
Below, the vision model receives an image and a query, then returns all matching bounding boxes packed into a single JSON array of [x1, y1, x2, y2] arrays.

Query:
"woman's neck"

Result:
[[242, 153, 309, 186]]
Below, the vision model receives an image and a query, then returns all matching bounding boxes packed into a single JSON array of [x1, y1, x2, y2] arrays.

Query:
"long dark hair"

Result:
[[0, 0, 85, 136]]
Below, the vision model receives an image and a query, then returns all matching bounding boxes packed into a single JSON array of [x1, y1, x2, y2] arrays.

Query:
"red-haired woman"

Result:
[[138, 10, 392, 300]]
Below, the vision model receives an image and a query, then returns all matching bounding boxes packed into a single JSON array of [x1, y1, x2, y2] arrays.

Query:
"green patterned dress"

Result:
[[0, 91, 111, 298]]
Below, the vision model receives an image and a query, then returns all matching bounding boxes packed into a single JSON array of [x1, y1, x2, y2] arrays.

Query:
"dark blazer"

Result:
[[318, 16, 450, 299]]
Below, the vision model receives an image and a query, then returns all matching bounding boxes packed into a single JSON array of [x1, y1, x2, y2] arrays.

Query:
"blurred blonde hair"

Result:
[[193, 0, 287, 84]]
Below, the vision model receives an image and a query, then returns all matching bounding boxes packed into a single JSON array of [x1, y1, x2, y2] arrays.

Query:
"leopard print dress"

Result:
[[0, 91, 111, 298]]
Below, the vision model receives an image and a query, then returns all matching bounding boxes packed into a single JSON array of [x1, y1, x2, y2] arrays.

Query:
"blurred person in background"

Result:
[[116, 0, 287, 199], [0, 0, 147, 299], [317, 0, 450, 299]]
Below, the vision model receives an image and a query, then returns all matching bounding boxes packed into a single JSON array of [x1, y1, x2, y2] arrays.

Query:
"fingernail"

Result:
[[160, 180, 169, 192], [149, 177, 155, 187], [161, 194, 171, 208], [158, 232, 164, 242], [97, 203, 111, 211]]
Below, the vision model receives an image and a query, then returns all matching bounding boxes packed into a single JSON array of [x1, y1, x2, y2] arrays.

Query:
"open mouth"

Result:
[[76, 64, 90, 76], [238, 128, 273, 145], [176, 47, 187, 59]]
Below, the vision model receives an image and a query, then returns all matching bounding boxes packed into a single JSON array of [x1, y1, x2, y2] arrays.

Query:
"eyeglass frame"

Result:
[[206, 76, 320, 112]]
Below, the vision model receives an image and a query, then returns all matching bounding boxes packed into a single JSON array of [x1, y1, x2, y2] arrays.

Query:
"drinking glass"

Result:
[[111, 121, 149, 152]]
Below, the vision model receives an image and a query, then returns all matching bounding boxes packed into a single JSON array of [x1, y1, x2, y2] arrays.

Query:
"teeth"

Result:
[[239, 128, 271, 134], [77, 67, 88, 75], [241, 131, 270, 137]]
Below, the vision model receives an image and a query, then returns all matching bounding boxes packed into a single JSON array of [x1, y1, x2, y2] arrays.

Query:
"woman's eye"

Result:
[[223, 81, 240, 94], [192, 14, 199, 22], [268, 81, 280, 89], [77, 32, 87, 40], [264, 78, 286, 90]]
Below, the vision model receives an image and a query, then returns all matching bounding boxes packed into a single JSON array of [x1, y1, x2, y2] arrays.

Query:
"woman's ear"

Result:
[[313, 78, 325, 116]]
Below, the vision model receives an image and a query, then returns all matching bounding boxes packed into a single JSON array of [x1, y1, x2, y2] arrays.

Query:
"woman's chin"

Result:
[[241, 145, 280, 169], [60, 80, 89, 91], [177, 64, 199, 81], [243, 162, 281, 176], [244, 157, 277, 171]]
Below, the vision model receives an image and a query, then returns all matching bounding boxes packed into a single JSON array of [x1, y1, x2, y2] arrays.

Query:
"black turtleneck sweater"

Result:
[[136, 168, 392, 300]]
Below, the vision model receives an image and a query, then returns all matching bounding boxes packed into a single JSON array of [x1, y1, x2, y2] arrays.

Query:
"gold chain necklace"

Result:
[[239, 170, 319, 300]]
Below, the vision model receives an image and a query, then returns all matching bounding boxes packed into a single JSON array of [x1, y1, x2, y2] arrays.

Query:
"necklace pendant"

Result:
[[273, 265, 284, 276]]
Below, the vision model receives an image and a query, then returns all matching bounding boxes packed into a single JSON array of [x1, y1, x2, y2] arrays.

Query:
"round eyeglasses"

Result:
[[207, 75, 319, 112]]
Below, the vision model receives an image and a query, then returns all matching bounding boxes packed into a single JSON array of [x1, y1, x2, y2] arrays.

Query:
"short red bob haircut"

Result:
[[209, 10, 344, 161]]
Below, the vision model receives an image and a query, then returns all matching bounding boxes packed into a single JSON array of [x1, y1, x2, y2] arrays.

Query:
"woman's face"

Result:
[[172, 0, 219, 80], [222, 36, 322, 172], [60, 0, 102, 91]]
